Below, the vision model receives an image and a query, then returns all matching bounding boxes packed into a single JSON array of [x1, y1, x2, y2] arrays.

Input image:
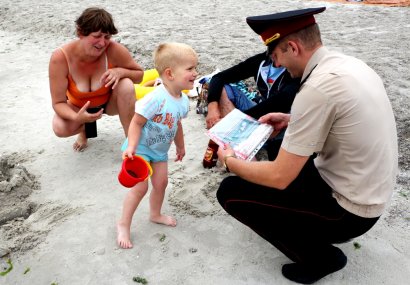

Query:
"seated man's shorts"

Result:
[[225, 81, 258, 112]]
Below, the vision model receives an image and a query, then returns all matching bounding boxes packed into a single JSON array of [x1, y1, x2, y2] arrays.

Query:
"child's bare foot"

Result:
[[73, 131, 87, 152], [117, 222, 133, 249], [150, 214, 177, 227]]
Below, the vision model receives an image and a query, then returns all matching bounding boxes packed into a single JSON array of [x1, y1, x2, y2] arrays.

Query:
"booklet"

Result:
[[206, 109, 273, 161]]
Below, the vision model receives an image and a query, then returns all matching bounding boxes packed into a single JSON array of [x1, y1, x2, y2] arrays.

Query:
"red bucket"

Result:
[[118, 155, 152, 188]]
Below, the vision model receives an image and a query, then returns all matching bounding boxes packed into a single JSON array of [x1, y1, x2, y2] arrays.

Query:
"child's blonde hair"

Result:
[[153, 42, 197, 75]]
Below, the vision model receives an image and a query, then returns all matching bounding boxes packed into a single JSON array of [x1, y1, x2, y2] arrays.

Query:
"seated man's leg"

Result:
[[216, 157, 379, 283], [218, 87, 236, 117], [223, 83, 257, 114], [207, 82, 257, 129]]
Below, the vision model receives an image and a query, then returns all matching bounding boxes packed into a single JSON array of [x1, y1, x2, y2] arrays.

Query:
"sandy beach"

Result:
[[0, 0, 409, 284]]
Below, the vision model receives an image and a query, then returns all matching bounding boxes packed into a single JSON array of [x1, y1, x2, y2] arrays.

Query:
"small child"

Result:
[[117, 42, 198, 249]]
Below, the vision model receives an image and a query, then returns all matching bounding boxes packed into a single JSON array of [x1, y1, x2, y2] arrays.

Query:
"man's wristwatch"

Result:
[[223, 154, 236, 173]]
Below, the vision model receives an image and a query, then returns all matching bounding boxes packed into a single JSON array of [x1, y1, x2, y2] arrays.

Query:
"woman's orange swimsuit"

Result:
[[60, 48, 112, 108]]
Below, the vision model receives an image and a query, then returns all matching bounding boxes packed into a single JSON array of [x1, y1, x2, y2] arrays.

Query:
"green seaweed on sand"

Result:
[[353, 242, 361, 249], [133, 276, 148, 284], [0, 259, 13, 276]]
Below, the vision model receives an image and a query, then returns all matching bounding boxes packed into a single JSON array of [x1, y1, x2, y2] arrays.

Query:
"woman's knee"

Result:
[[52, 116, 76, 137], [113, 78, 134, 96], [53, 127, 65, 137]]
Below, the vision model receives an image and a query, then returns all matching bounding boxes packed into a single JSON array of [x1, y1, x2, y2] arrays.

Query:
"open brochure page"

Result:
[[206, 109, 273, 161]]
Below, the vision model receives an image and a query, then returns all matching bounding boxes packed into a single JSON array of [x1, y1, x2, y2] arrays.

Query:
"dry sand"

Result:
[[0, 0, 409, 284]]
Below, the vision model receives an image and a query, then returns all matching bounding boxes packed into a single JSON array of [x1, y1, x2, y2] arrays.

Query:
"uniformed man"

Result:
[[216, 7, 398, 284]]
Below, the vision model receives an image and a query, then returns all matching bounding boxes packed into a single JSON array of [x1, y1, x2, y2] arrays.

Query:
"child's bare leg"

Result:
[[149, 162, 176, 226], [117, 181, 148, 249]]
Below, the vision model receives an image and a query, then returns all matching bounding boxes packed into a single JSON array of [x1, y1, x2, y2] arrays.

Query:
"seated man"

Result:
[[205, 51, 300, 160]]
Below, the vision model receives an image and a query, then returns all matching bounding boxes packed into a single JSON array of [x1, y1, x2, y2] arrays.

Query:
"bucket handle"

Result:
[[135, 155, 153, 179]]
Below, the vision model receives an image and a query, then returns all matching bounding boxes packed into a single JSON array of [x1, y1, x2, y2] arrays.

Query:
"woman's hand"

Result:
[[100, 68, 122, 89], [75, 101, 104, 124]]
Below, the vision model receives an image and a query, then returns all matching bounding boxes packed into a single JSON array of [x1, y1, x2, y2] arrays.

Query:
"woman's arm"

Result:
[[49, 49, 79, 121], [103, 41, 144, 89]]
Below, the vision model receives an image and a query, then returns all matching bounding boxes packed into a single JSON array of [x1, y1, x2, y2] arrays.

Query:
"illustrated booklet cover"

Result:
[[206, 108, 274, 161]]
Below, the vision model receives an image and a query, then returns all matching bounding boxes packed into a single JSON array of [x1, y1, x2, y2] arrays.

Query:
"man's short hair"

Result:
[[278, 23, 322, 52]]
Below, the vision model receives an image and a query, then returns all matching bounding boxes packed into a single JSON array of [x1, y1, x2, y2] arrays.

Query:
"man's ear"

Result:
[[288, 41, 299, 55]]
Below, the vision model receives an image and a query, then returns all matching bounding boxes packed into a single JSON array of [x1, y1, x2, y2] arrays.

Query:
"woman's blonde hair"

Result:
[[153, 42, 197, 75]]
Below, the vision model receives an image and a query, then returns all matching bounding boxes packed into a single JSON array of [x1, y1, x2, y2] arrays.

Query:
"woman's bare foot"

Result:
[[117, 222, 133, 249], [73, 131, 88, 151], [150, 214, 177, 227]]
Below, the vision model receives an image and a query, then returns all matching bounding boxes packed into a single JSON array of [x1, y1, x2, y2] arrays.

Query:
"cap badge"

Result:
[[264, 33, 280, 46]]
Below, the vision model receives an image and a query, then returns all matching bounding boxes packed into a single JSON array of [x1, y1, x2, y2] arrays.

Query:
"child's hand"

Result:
[[122, 148, 135, 160], [175, 146, 185, 162]]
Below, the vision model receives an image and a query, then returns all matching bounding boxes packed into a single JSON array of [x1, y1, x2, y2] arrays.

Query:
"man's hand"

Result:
[[217, 143, 235, 164], [258, 112, 290, 136]]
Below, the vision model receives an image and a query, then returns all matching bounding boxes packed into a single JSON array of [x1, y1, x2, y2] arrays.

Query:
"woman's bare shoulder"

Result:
[[50, 48, 66, 66], [49, 42, 74, 74], [106, 40, 133, 64], [107, 40, 125, 49], [107, 40, 131, 56], [50, 41, 75, 62]]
